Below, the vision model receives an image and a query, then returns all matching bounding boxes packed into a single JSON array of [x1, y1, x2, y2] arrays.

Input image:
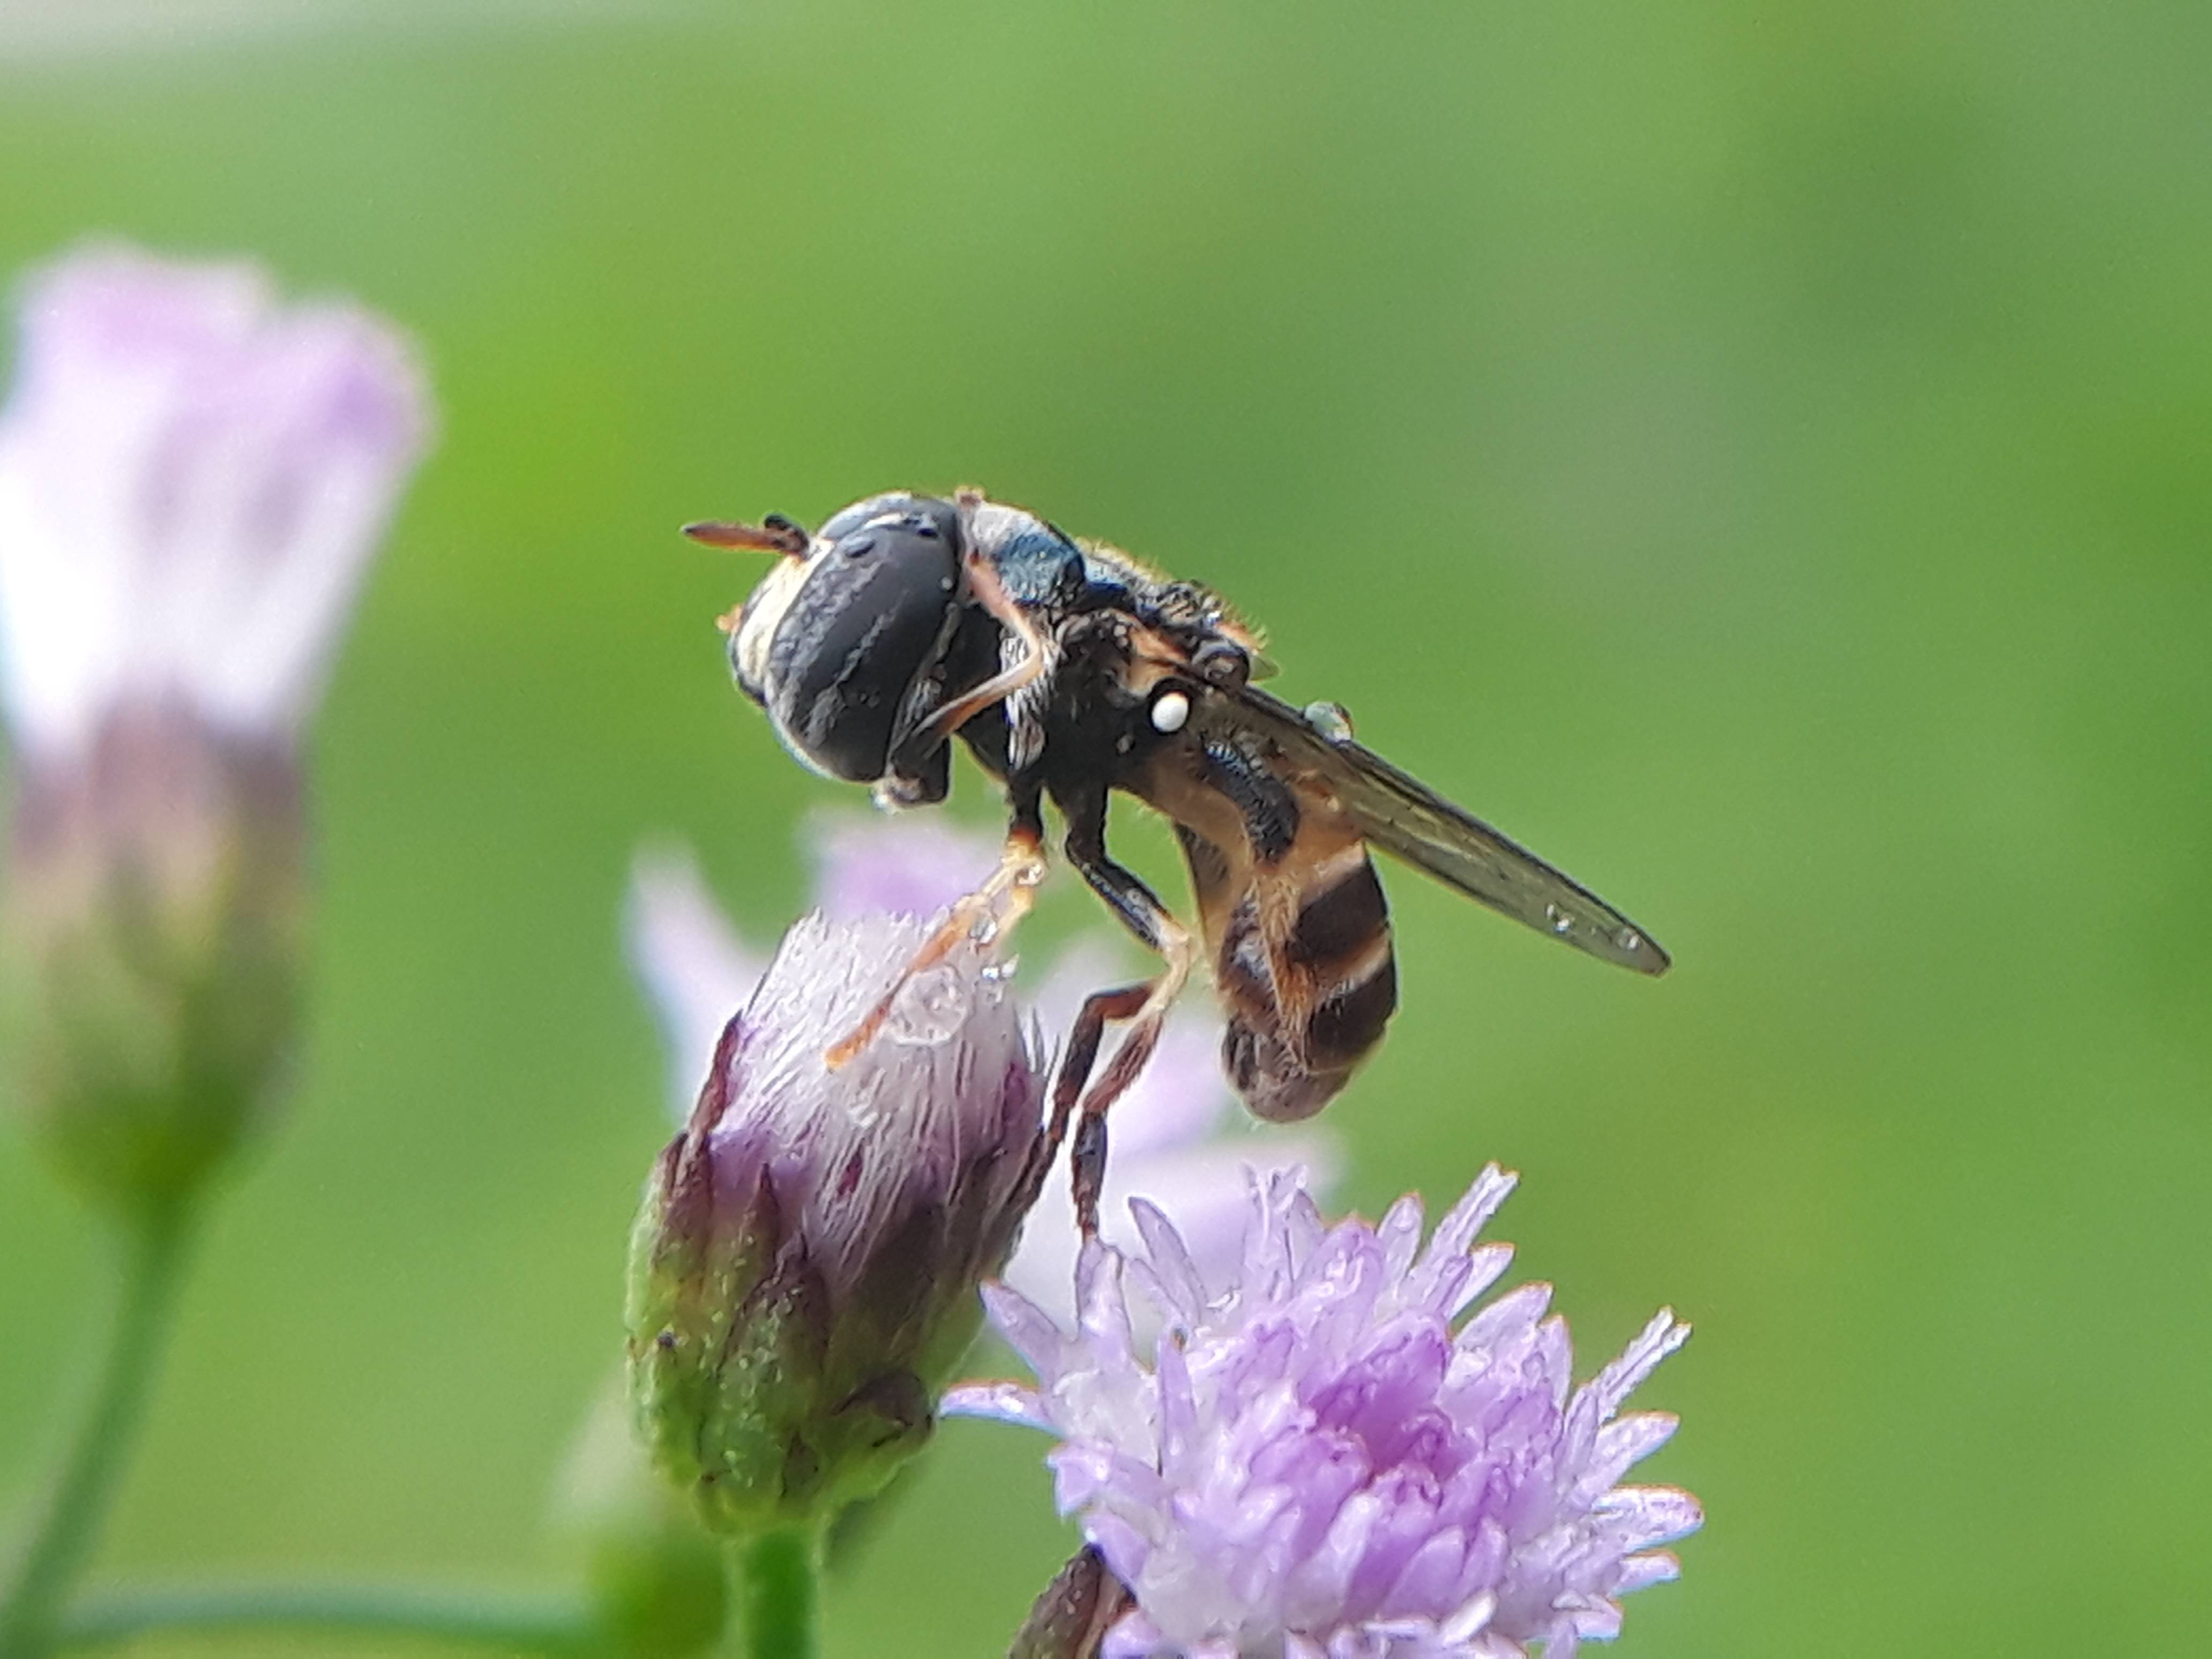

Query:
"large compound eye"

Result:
[[762, 497, 964, 781], [816, 491, 958, 547]]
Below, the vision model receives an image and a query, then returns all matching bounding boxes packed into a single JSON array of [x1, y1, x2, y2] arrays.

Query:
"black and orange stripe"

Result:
[[1172, 807, 1398, 1124]]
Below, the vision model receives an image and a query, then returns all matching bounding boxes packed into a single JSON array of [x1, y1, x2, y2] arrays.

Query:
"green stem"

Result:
[[54, 1583, 592, 1653], [0, 1203, 196, 1659], [728, 1529, 818, 1659]]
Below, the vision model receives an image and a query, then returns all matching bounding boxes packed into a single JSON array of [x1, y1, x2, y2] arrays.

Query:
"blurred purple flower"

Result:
[[627, 845, 767, 1107], [0, 244, 428, 1207], [0, 242, 428, 756], [947, 1167, 1700, 1659], [626, 816, 1337, 1325], [810, 813, 1003, 922]]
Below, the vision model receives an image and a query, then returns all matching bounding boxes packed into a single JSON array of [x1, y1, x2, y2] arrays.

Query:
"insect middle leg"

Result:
[[1052, 789, 1197, 1233], [824, 787, 1050, 1068]]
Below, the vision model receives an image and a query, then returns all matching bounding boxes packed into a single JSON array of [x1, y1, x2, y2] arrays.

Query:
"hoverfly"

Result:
[[686, 489, 1668, 1230]]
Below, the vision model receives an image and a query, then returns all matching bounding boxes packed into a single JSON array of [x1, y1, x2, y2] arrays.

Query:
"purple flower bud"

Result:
[[947, 1168, 1701, 1658], [625, 820, 1339, 1331], [0, 245, 428, 1211], [626, 910, 1048, 1537]]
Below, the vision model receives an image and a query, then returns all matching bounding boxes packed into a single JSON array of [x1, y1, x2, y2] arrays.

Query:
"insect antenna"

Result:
[[681, 513, 810, 556]]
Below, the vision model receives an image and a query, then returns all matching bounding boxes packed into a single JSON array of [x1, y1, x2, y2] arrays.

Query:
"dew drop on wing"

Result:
[[1303, 700, 1355, 743], [1618, 928, 1641, 953], [1545, 902, 1574, 936], [981, 955, 1020, 984]]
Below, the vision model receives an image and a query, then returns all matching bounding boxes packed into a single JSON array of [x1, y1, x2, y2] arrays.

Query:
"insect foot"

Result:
[[624, 910, 1048, 1541]]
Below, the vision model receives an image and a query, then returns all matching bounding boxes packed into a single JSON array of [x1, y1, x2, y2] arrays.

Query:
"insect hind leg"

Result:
[[1055, 799, 1198, 1232], [1017, 980, 1149, 1233], [1041, 962, 1191, 1237], [1067, 976, 1178, 1236]]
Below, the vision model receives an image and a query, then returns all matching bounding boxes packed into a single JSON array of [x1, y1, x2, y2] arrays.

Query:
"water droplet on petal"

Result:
[[884, 963, 969, 1045], [981, 954, 1020, 983], [1303, 700, 1355, 743]]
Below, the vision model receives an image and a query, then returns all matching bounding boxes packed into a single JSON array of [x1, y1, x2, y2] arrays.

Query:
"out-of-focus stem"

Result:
[[0, 1202, 195, 1658], [728, 1529, 819, 1659], [53, 1583, 592, 1653]]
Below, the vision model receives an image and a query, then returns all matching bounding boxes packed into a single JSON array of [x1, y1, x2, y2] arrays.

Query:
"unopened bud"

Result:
[[1, 705, 305, 1212], [626, 911, 1046, 1537]]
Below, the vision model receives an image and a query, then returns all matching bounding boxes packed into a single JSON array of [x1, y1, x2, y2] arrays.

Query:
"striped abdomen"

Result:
[[1176, 819, 1399, 1123]]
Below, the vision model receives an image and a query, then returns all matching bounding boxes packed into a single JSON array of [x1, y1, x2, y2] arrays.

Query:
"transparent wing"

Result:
[[1190, 684, 1671, 975]]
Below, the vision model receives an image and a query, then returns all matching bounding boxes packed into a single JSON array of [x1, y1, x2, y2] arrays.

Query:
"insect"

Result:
[[687, 489, 1668, 1230]]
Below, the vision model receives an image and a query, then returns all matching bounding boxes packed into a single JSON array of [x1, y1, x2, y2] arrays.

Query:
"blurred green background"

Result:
[[2, 2, 2208, 1654]]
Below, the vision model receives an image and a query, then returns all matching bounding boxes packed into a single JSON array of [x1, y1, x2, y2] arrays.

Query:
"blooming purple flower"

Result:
[[626, 907, 1047, 1534], [947, 1167, 1700, 1659], [0, 243, 429, 756], [624, 816, 1337, 1323]]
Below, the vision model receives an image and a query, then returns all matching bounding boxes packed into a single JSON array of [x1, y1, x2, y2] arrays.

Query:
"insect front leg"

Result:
[[823, 783, 1049, 1068], [1053, 787, 1197, 1234], [898, 548, 1056, 757]]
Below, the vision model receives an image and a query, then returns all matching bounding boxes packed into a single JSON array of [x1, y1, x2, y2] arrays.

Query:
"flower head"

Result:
[[0, 244, 428, 1210], [0, 243, 428, 754], [625, 817, 1338, 1325], [625, 908, 1047, 1536], [947, 1168, 1700, 1659]]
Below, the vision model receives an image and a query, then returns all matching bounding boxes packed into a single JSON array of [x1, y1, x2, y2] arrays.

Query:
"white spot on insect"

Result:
[[1150, 690, 1191, 734]]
